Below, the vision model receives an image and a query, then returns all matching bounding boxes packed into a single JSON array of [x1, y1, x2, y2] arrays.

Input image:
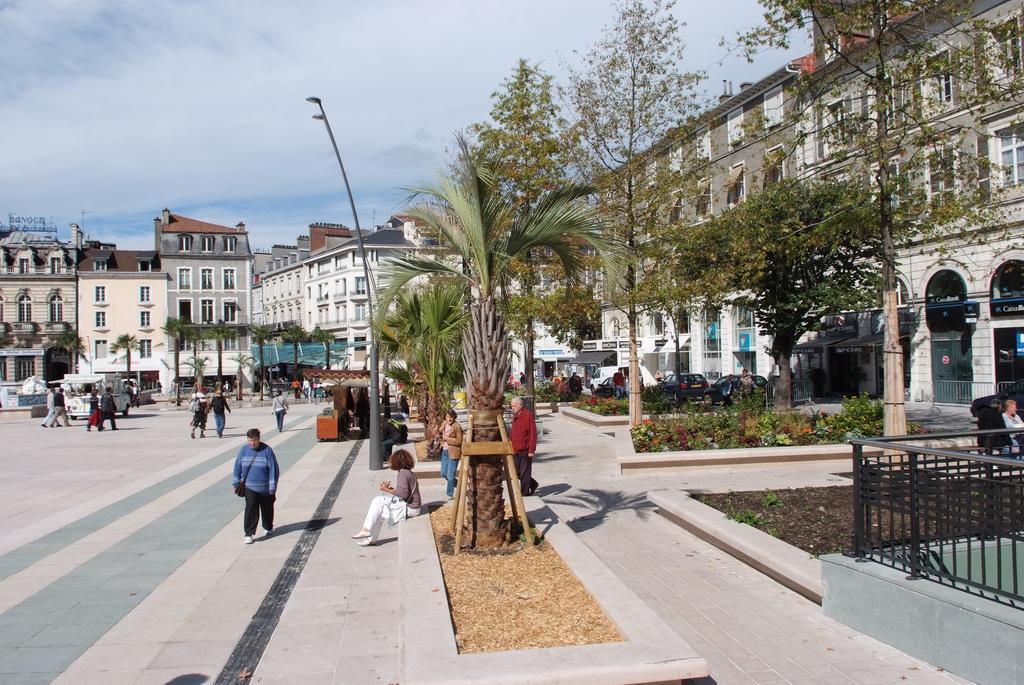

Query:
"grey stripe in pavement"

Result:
[[0, 429, 315, 684], [0, 414, 306, 582], [215, 439, 362, 685]]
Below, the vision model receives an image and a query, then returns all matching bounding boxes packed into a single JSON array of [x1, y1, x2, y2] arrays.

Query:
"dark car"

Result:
[[660, 372, 710, 402], [970, 380, 1024, 417], [593, 376, 617, 399], [702, 375, 770, 406]]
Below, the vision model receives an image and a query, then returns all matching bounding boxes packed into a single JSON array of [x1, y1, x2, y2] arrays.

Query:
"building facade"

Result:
[[155, 209, 253, 388], [77, 246, 168, 389], [0, 224, 82, 385]]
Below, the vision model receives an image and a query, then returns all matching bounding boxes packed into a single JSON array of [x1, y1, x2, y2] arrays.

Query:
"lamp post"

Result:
[[306, 96, 383, 470]]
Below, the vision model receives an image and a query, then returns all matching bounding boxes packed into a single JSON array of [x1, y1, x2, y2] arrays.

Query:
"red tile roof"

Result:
[[162, 213, 244, 234]]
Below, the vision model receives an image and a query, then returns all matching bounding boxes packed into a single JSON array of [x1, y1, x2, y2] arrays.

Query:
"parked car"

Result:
[[702, 375, 770, 406], [970, 380, 1024, 417], [588, 364, 658, 393], [659, 372, 710, 402], [592, 376, 617, 399]]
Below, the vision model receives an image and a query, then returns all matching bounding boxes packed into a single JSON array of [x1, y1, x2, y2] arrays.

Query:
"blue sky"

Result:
[[0, 0, 800, 251]]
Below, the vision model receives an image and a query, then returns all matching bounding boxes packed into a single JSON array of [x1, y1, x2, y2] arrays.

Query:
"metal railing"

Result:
[[850, 430, 1024, 606], [932, 380, 1016, 405]]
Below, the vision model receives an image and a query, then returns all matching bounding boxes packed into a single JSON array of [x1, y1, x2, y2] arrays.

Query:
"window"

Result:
[[727, 108, 744, 146], [726, 165, 745, 207], [669, 196, 683, 222], [179, 235, 193, 251], [992, 260, 1024, 300], [17, 295, 31, 322], [201, 236, 215, 252], [15, 357, 34, 382], [94, 286, 106, 303], [50, 257, 61, 274], [336, 279, 346, 296], [928, 147, 956, 204], [223, 301, 237, 323], [696, 179, 712, 217], [994, 19, 1022, 78], [999, 128, 1024, 187], [733, 305, 757, 374], [702, 308, 722, 380], [933, 54, 955, 104], [0, 297, 4, 322], [763, 86, 783, 127], [138, 259, 151, 271], [95, 310, 107, 328], [138, 339, 152, 358], [49, 295, 62, 322], [178, 268, 192, 289], [355, 276, 367, 295], [18, 258, 29, 274], [200, 299, 214, 324], [224, 336, 238, 351], [93, 259, 106, 272], [699, 131, 712, 160], [178, 300, 193, 323], [139, 286, 151, 303], [200, 268, 214, 290], [764, 148, 785, 187], [223, 268, 236, 290], [224, 236, 237, 252], [140, 310, 152, 328], [354, 303, 367, 321]]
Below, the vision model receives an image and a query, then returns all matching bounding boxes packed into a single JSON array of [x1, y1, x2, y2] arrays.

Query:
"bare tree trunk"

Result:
[[525, 315, 536, 400], [461, 294, 511, 549], [627, 304, 642, 426], [774, 352, 792, 408]]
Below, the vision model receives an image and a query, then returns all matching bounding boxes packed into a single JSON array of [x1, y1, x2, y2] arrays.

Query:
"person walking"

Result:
[[440, 409, 464, 499], [272, 390, 289, 432], [50, 387, 71, 427], [612, 369, 625, 400], [351, 449, 421, 546], [232, 428, 280, 544], [509, 396, 537, 496], [189, 387, 208, 439], [86, 389, 100, 432], [210, 388, 231, 438], [99, 386, 118, 431], [40, 388, 57, 428], [355, 388, 370, 438]]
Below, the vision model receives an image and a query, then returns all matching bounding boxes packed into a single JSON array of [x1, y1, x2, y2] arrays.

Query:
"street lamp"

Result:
[[306, 96, 383, 470]]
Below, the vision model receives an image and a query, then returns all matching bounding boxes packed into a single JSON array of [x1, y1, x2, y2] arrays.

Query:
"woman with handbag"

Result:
[[232, 428, 280, 545], [440, 409, 463, 499], [272, 390, 289, 432], [351, 449, 421, 546]]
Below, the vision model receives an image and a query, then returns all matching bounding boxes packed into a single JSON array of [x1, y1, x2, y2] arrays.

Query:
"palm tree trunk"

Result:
[[325, 344, 331, 370], [425, 391, 443, 460], [217, 341, 224, 389], [258, 345, 266, 400], [293, 343, 299, 381], [174, 339, 182, 405], [461, 294, 511, 549]]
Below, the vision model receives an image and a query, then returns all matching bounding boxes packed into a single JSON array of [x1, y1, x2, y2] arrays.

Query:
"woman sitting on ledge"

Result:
[[352, 449, 421, 546]]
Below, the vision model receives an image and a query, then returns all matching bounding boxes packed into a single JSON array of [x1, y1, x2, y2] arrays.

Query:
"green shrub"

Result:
[[641, 386, 673, 414], [574, 396, 628, 416]]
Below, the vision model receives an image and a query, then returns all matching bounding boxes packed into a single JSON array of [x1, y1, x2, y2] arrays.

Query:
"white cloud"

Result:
[[0, 0, 798, 249]]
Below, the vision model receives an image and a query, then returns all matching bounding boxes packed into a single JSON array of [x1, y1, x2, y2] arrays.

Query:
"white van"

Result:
[[59, 375, 132, 419], [588, 363, 656, 392]]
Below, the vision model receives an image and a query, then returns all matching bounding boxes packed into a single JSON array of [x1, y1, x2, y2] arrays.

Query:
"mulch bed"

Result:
[[697, 486, 853, 557], [429, 504, 622, 654]]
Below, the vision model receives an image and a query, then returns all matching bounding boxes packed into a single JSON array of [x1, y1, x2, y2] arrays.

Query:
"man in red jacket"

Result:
[[509, 396, 537, 496]]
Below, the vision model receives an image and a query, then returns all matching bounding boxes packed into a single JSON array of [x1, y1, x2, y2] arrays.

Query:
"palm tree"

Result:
[[185, 355, 209, 386], [249, 324, 272, 400], [232, 352, 255, 401], [187, 325, 208, 358], [382, 137, 617, 548], [53, 330, 86, 374], [110, 334, 139, 381], [310, 326, 335, 370], [162, 317, 190, 405], [374, 282, 468, 460], [279, 325, 308, 383], [207, 324, 235, 390], [0, 331, 12, 349]]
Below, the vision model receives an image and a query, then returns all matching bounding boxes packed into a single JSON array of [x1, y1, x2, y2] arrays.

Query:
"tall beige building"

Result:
[[77, 245, 168, 389]]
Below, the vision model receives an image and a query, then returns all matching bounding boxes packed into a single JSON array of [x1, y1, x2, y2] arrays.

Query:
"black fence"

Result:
[[849, 430, 1024, 607]]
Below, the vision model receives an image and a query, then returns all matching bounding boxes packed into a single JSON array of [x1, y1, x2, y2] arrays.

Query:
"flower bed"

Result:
[[630, 394, 925, 453], [573, 396, 629, 415]]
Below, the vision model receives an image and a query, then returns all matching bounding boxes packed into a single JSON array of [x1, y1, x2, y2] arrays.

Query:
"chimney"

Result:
[[236, 222, 246, 232], [739, 82, 752, 91], [69, 223, 82, 249], [162, 208, 171, 225], [719, 80, 732, 103]]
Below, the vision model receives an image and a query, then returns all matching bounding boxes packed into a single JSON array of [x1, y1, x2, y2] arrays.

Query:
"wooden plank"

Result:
[[505, 452, 534, 546], [452, 456, 469, 554], [460, 441, 514, 456]]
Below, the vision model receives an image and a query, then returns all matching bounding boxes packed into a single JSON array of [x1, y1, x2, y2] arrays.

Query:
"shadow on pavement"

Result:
[[260, 517, 340, 539], [165, 674, 209, 684], [545, 488, 655, 534]]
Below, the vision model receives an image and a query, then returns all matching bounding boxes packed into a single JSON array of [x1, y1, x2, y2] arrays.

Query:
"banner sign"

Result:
[[992, 297, 1024, 317]]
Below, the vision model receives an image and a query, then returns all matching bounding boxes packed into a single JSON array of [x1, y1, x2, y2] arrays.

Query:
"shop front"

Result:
[[925, 269, 974, 404], [990, 259, 1024, 386]]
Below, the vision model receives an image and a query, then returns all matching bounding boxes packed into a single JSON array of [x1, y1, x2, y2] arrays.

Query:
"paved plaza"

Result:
[[0, 400, 975, 684]]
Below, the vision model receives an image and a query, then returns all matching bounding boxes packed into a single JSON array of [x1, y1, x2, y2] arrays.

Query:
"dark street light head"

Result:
[[312, 114, 325, 121], [305, 96, 321, 104]]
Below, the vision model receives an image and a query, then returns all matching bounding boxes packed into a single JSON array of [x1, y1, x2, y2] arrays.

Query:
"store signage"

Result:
[[1018, 332, 1024, 357], [601, 340, 617, 350], [835, 344, 869, 354], [738, 333, 751, 351], [963, 301, 980, 324], [536, 348, 565, 358], [942, 355, 951, 365], [7, 215, 52, 231], [582, 341, 598, 351], [927, 294, 964, 305], [991, 297, 1024, 317]]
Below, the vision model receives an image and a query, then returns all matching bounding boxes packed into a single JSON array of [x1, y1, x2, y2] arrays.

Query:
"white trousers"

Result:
[[362, 494, 420, 541]]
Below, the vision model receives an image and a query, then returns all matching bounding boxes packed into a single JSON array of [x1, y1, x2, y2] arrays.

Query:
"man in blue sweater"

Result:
[[232, 428, 280, 544]]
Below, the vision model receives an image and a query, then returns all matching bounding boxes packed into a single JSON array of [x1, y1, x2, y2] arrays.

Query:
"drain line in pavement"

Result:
[[214, 439, 362, 685]]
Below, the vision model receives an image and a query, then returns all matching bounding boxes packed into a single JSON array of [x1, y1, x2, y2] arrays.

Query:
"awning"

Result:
[[570, 350, 617, 365], [832, 334, 883, 354], [792, 335, 856, 354]]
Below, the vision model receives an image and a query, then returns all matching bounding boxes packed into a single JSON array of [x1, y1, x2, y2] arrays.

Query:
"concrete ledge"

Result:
[[649, 489, 823, 604], [0, 405, 47, 420], [400, 497, 708, 685], [621, 443, 879, 472], [412, 459, 442, 480], [559, 405, 629, 428], [822, 554, 1024, 684]]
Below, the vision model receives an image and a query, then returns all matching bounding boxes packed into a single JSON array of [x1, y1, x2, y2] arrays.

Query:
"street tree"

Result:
[[53, 331, 86, 374], [472, 59, 571, 400], [564, 0, 703, 425], [382, 136, 617, 549], [232, 352, 254, 401], [207, 324, 236, 390], [162, 317, 190, 405], [280, 325, 308, 382], [249, 324, 273, 400], [310, 326, 335, 370], [739, 0, 1024, 433], [185, 356, 208, 386], [110, 334, 139, 381], [677, 178, 881, 406]]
